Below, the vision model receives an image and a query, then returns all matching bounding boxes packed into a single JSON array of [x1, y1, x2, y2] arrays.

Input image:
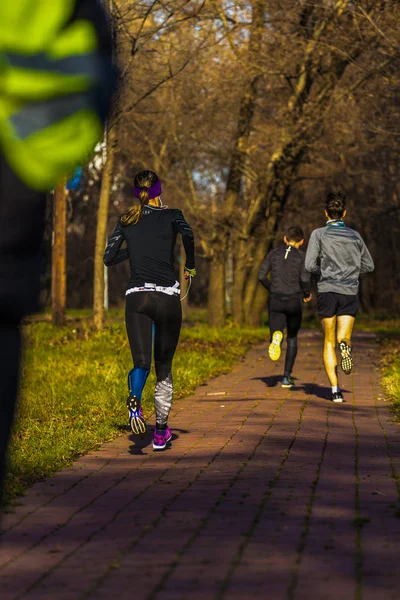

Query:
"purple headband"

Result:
[[133, 178, 162, 200]]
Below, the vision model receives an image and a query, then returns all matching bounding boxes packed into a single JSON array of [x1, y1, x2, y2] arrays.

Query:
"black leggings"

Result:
[[125, 292, 182, 381], [269, 293, 302, 376], [268, 293, 302, 340]]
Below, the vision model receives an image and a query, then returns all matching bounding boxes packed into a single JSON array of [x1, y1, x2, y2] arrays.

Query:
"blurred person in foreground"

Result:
[[305, 192, 374, 402], [0, 0, 116, 492]]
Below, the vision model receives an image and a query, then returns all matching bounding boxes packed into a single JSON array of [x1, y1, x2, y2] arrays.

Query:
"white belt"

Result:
[[126, 281, 180, 296]]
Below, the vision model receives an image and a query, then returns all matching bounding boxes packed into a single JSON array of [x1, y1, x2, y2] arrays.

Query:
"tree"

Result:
[[92, 0, 209, 329], [64, 0, 400, 322], [94, 127, 117, 330], [51, 177, 68, 326], [169, 0, 400, 326]]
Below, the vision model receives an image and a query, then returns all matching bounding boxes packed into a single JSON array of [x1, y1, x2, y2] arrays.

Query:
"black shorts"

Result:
[[317, 292, 358, 319]]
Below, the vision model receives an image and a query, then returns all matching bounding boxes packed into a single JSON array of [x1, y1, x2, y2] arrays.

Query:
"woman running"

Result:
[[103, 170, 196, 450]]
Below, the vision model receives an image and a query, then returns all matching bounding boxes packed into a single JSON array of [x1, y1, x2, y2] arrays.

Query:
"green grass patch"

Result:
[[356, 314, 400, 336], [3, 317, 266, 507], [299, 309, 400, 334], [381, 339, 400, 421]]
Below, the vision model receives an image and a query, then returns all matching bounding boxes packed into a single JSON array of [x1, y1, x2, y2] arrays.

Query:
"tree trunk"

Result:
[[231, 239, 249, 326], [207, 255, 226, 327], [94, 127, 116, 331], [246, 285, 268, 327], [221, 0, 267, 225], [203, 0, 267, 326], [243, 233, 272, 323], [51, 177, 67, 326], [225, 246, 234, 315], [239, 153, 304, 326]]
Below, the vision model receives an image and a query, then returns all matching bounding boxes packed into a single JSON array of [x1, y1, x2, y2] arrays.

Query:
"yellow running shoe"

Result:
[[268, 331, 283, 361]]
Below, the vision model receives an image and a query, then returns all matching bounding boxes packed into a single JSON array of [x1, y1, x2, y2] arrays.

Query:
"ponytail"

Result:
[[122, 169, 159, 226], [139, 189, 149, 205], [121, 189, 149, 226]]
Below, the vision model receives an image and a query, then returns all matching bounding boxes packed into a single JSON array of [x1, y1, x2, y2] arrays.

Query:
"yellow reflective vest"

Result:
[[0, 1, 114, 190]]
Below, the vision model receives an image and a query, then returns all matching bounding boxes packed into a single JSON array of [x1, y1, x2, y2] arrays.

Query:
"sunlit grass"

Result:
[[380, 339, 400, 421], [3, 316, 266, 506], [355, 313, 400, 336]]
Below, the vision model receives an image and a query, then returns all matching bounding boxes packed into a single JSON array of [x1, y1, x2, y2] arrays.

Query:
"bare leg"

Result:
[[337, 315, 355, 374], [321, 316, 338, 387], [336, 315, 355, 346]]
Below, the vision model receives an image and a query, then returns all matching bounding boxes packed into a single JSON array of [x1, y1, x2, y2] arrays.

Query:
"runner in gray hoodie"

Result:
[[305, 192, 374, 402]]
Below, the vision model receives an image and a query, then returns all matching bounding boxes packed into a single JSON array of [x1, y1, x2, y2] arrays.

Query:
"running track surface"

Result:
[[1, 330, 400, 600]]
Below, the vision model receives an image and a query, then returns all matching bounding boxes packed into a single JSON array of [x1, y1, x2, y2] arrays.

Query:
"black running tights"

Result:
[[125, 292, 182, 381], [268, 293, 302, 376]]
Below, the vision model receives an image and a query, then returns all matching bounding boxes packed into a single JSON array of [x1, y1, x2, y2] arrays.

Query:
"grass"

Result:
[[300, 309, 400, 335], [355, 314, 400, 336], [380, 338, 400, 420], [2, 315, 266, 507]]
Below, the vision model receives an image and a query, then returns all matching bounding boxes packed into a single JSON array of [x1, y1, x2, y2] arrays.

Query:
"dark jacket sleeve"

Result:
[[103, 220, 128, 266], [172, 210, 195, 270], [258, 252, 272, 290], [299, 253, 311, 297]]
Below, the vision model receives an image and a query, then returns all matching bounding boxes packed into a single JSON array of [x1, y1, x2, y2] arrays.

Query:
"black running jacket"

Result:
[[258, 245, 311, 297], [103, 206, 195, 288]]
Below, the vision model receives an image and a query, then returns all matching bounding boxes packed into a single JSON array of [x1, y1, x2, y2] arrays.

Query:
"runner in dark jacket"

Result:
[[259, 226, 312, 387], [104, 170, 196, 450]]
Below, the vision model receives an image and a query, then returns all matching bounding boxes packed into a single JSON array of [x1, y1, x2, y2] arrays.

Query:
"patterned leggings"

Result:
[[125, 291, 182, 426]]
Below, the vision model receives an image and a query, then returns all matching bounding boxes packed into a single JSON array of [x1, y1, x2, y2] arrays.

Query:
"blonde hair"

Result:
[[120, 190, 149, 226], [121, 170, 158, 227]]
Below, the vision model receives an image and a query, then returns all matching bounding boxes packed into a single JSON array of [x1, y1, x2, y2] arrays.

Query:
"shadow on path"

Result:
[[253, 376, 351, 401]]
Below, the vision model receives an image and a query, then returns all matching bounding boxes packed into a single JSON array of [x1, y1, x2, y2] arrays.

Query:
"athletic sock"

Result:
[[156, 423, 167, 431], [332, 386, 340, 394]]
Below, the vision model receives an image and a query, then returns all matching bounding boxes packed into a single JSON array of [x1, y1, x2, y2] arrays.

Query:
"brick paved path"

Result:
[[1, 330, 400, 600]]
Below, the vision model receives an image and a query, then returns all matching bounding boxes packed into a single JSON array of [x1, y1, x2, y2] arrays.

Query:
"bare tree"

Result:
[[94, 127, 117, 330], [169, 0, 400, 325], [92, 0, 210, 329], [52, 178, 68, 326], [65, 0, 400, 324]]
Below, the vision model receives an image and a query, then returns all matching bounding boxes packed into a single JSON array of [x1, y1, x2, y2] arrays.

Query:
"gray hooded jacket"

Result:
[[305, 221, 374, 295]]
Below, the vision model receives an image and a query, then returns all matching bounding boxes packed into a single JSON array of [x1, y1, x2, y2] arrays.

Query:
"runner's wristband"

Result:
[[185, 267, 196, 277]]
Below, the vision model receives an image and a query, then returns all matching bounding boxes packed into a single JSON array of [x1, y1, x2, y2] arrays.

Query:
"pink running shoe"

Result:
[[153, 426, 172, 451]]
